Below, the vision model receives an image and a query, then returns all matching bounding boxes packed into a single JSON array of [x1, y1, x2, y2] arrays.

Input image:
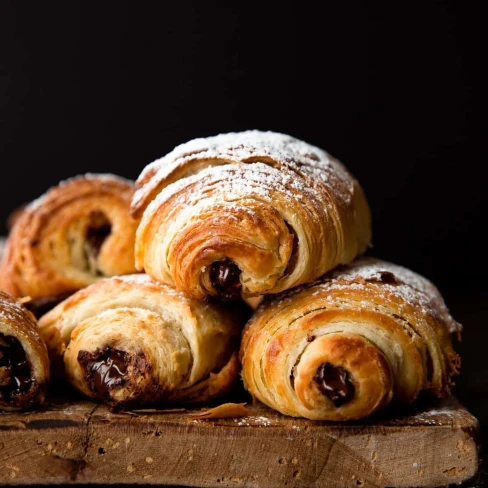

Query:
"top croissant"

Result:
[[131, 130, 372, 300]]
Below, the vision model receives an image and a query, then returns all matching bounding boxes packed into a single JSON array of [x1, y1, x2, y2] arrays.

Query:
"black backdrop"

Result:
[[1, 0, 486, 454]]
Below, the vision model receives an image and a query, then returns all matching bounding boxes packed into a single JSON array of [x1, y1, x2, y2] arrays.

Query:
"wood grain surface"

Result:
[[0, 394, 481, 487]]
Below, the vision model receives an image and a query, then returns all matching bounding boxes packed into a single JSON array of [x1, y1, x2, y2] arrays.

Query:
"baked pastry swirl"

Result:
[[0, 291, 50, 411], [131, 130, 371, 300], [38, 274, 248, 406], [240, 257, 461, 421], [0, 174, 139, 317]]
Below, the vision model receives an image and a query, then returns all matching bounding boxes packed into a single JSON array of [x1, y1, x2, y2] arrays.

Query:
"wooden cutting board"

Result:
[[0, 394, 481, 487], [0, 237, 483, 486]]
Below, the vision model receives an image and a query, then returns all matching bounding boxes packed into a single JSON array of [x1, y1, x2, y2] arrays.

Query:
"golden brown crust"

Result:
[[0, 291, 50, 411], [38, 274, 248, 407], [0, 174, 139, 301], [132, 130, 372, 300], [240, 257, 461, 421], [167, 352, 241, 404]]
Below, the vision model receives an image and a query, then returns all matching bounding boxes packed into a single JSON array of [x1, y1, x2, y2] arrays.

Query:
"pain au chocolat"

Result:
[[131, 130, 371, 301], [0, 174, 139, 317], [0, 291, 50, 411], [240, 257, 461, 421], [38, 274, 249, 407]]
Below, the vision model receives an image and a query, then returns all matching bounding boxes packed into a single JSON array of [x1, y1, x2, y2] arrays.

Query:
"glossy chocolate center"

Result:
[[83, 211, 112, 276], [78, 347, 128, 398], [314, 362, 354, 407], [0, 333, 33, 403], [209, 259, 242, 300]]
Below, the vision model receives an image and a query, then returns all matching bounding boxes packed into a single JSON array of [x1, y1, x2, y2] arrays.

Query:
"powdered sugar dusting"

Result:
[[108, 274, 196, 303], [140, 130, 334, 178], [142, 162, 318, 222], [416, 406, 456, 418], [330, 258, 435, 296], [133, 130, 358, 214], [404, 405, 458, 426], [116, 274, 154, 286], [269, 257, 461, 334], [331, 257, 460, 333], [233, 415, 274, 427]]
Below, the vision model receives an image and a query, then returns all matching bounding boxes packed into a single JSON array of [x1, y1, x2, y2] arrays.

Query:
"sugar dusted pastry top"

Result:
[[132, 130, 372, 300], [132, 130, 356, 217], [277, 257, 461, 335], [240, 257, 461, 421]]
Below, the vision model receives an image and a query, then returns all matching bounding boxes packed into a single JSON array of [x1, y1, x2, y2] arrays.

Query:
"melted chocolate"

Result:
[[86, 211, 112, 259], [314, 362, 354, 407], [209, 259, 242, 300], [0, 333, 33, 404], [78, 347, 128, 398], [365, 271, 399, 285], [24, 291, 74, 318]]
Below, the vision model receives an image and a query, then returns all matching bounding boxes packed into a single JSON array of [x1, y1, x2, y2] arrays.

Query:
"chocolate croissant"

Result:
[[38, 274, 248, 406], [0, 291, 50, 411], [0, 174, 139, 317], [131, 130, 371, 300], [240, 257, 461, 421]]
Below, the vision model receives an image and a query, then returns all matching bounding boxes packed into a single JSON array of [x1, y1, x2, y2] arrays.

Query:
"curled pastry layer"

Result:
[[240, 257, 461, 421], [0, 174, 139, 316], [132, 130, 371, 300], [38, 274, 248, 406], [0, 291, 50, 411]]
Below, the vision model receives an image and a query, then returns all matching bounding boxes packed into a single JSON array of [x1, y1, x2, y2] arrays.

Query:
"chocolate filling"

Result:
[[314, 362, 354, 407], [209, 259, 242, 300], [83, 211, 112, 276], [283, 223, 299, 276], [365, 271, 399, 285], [78, 347, 128, 398], [86, 211, 112, 258], [0, 333, 34, 406], [24, 291, 74, 318]]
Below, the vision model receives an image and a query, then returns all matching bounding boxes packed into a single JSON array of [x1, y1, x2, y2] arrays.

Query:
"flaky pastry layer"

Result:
[[240, 257, 461, 421], [0, 291, 50, 411], [0, 174, 139, 306], [132, 130, 372, 300], [38, 274, 248, 406]]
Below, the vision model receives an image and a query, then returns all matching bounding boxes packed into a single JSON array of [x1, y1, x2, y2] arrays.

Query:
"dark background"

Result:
[[0, 0, 486, 477]]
